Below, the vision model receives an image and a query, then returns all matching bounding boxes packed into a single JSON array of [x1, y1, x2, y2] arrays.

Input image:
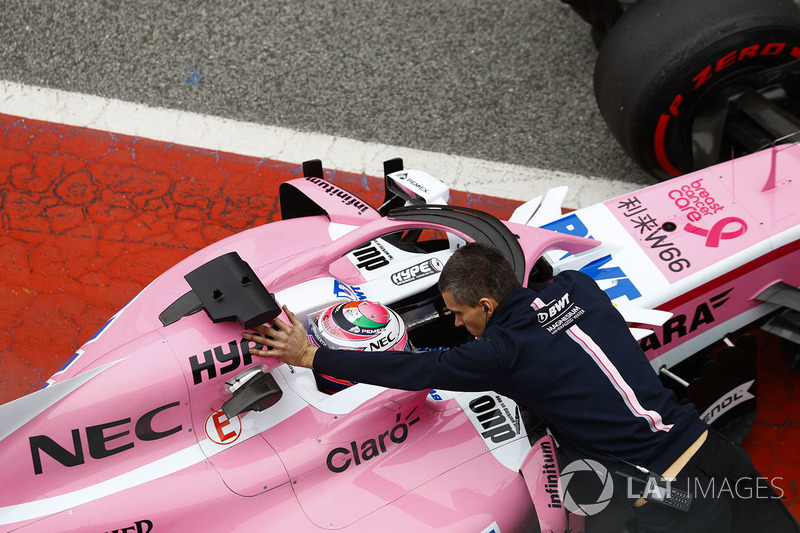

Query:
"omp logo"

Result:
[[352, 243, 391, 271], [467, 395, 517, 444], [204, 408, 242, 445], [390, 258, 443, 285]]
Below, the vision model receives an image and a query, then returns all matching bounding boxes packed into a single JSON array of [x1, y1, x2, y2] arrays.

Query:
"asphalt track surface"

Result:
[[0, 0, 653, 187]]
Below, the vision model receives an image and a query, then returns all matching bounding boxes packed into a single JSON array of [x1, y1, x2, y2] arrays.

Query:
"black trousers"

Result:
[[633, 431, 800, 532]]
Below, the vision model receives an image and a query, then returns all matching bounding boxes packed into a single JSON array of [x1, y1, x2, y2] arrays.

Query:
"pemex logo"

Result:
[[560, 459, 614, 516]]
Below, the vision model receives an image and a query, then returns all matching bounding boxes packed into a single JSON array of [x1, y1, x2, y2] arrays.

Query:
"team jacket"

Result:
[[314, 270, 709, 481]]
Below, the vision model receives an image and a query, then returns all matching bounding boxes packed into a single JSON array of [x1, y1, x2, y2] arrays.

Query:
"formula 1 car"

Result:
[[1, 146, 799, 532]]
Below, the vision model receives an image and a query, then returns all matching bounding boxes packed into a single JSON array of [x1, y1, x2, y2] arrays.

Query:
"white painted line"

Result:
[[0, 81, 641, 209]]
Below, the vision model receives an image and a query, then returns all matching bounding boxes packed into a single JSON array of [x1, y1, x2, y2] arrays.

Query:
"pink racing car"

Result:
[[1, 147, 799, 532]]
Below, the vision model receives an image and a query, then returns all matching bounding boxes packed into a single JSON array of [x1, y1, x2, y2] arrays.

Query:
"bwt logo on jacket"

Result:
[[536, 293, 571, 323]]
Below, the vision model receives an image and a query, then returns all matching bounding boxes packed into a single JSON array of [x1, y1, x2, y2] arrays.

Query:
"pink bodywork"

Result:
[[2, 145, 799, 532]]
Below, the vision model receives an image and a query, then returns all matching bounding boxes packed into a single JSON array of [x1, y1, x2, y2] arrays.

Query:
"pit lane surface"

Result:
[[0, 0, 652, 187]]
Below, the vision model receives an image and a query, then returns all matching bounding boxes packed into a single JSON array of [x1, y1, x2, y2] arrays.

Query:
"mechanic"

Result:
[[243, 242, 800, 532]]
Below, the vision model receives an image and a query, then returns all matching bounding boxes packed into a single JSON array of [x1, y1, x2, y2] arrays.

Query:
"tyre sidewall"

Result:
[[594, 0, 800, 179]]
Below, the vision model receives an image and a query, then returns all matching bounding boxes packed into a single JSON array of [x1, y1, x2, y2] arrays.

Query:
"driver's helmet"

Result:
[[308, 300, 411, 393]]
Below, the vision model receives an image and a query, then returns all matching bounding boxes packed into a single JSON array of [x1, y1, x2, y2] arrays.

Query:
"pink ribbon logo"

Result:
[[684, 217, 747, 247]]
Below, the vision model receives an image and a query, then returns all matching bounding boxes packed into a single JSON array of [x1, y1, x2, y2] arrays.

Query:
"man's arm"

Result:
[[244, 306, 506, 393], [243, 306, 317, 368]]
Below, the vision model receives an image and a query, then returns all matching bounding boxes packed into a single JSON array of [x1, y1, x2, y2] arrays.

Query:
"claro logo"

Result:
[[326, 408, 420, 473]]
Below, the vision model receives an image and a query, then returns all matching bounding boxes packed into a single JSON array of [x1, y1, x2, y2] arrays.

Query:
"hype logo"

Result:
[[684, 217, 747, 247]]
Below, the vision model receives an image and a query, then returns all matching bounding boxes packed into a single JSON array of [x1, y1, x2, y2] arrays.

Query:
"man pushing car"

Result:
[[243, 242, 799, 532]]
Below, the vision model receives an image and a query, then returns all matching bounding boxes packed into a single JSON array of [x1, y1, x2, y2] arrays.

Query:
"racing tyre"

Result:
[[594, 0, 800, 180]]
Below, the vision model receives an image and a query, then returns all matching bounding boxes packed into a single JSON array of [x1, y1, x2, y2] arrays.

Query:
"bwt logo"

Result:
[[537, 293, 571, 323]]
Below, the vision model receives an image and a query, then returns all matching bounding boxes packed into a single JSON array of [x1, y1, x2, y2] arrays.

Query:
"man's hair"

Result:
[[437, 242, 520, 306]]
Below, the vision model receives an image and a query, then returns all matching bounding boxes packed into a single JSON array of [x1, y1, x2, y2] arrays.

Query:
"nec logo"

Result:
[[370, 332, 396, 350], [536, 293, 571, 323]]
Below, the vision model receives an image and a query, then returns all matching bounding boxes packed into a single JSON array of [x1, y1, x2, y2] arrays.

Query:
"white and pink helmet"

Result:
[[309, 300, 411, 393]]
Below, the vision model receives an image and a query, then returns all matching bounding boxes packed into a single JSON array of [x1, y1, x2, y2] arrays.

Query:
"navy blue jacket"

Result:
[[314, 270, 708, 479]]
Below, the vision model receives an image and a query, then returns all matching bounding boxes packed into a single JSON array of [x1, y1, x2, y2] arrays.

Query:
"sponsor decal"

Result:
[[614, 196, 692, 274], [29, 402, 182, 475], [189, 339, 263, 385], [326, 408, 420, 473], [333, 279, 366, 301], [700, 380, 756, 425], [533, 292, 586, 335], [351, 241, 392, 271], [668, 178, 724, 222], [392, 171, 431, 195], [543, 214, 642, 302], [685, 217, 748, 248], [102, 519, 153, 533], [305, 177, 370, 215], [368, 331, 397, 350], [540, 439, 563, 509], [204, 408, 242, 445], [390, 258, 443, 285], [640, 289, 732, 353], [466, 395, 517, 445]]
